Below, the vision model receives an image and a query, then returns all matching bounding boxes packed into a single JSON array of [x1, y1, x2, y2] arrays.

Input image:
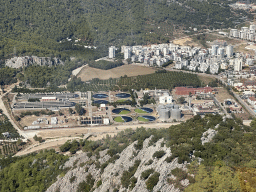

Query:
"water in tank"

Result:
[[171, 109, 181, 119]]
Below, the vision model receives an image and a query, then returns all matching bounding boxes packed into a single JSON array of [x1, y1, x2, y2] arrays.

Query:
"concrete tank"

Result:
[[158, 109, 170, 121], [171, 109, 181, 119]]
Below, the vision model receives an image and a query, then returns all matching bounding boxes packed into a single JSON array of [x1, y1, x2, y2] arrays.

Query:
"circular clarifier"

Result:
[[92, 93, 108, 99], [115, 93, 131, 98], [112, 108, 130, 114]]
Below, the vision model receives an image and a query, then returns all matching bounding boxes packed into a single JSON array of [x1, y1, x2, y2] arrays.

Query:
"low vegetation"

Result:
[[121, 160, 141, 189], [141, 168, 154, 180], [145, 172, 160, 191], [88, 60, 124, 70], [114, 116, 125, 122], [135, 108, 148, 114], [152, 150, 166, 159], [137, 117, 149, 122]]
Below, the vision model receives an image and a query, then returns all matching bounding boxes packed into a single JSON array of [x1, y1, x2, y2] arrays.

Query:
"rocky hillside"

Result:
[[47, 137, 188, 192], [5, 56, 63, 68], [1, 114, 255, 192]]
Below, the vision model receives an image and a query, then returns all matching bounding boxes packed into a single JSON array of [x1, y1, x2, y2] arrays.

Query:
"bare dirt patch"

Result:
[[77, 65, 156, 82], [173, 37, 200, 47], [197, 74, 215, 86], [215, 87, 233, 103]]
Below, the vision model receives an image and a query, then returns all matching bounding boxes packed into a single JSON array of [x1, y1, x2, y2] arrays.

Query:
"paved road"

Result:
[[0, 83, 28, 140], [233, 92, 256, 117]]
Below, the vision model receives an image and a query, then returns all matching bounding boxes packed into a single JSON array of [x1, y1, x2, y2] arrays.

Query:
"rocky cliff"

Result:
[[5, 56, 64, 68], [47, 137, 191, 192]]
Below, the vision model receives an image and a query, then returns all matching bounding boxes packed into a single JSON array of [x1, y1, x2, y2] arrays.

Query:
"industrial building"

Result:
[[80, 116, 109, 125], [13, 101, 76, 110], [174, 87, 213, 96]]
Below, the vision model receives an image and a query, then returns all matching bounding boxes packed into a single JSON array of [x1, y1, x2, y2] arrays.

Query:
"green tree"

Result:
[[185, 164, 241, 192], [75, 103, 84, 116]]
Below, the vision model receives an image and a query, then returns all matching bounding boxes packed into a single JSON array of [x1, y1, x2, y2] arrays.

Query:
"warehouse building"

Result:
[[174, 87, 213, 96]]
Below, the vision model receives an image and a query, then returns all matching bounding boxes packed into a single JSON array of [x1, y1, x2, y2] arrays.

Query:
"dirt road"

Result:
[[15, 122, 181, 156]]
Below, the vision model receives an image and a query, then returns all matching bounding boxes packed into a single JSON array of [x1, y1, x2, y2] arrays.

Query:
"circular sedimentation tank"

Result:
[[92, 100, 109, 105], [114, 116, 132, 122], [138, 115, 156, 122], [92, 93, 108, 99], [115, 93, 131, 98], [135, 107, 153, 113], [112, 108, 131, 114]]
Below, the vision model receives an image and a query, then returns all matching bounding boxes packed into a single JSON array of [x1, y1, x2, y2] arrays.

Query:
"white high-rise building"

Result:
[[212, 45, 218, 56], [109, 46, 115, 58], [124, 48, 131, 60], [218, 48, 224, 58], [226, 45, 233, 58], [163, 47, 168, 56], [234, 58, 242, 71]]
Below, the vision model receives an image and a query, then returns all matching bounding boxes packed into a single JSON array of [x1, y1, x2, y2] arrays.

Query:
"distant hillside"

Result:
[[0, 0, 239, 61]]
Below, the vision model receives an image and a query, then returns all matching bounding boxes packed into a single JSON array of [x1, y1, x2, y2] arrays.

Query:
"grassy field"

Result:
[[114, 116, 125, 122], [135, 108, 148, 114], [197, 74, 215, 86], [119, 110, 130, 115], [117, 99, 128, 102], [137, 117, 149, 122], [77, 65, 156, 82]]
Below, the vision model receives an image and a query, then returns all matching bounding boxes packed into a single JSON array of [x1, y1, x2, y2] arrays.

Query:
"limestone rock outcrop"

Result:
[[5, 56, 64, 68], [47, 137, 190, 192]]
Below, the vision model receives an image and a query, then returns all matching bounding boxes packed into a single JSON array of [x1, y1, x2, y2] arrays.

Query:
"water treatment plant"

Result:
[[10, 89, 224, 130]]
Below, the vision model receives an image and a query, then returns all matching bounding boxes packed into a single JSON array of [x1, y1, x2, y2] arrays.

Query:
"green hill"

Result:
[[0, 0, 238, 61]]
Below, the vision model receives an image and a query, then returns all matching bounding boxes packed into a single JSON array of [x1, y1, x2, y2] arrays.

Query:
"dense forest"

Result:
[[0, 0, 241, 61]]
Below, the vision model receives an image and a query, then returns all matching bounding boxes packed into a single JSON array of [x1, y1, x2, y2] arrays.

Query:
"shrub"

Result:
[[70, 176, 76, 183], [59, 141, 71, 152], [153, 150, 166, 159], [165, 156, 175, 163], [129, 177, 137, 190], [121, 160, 141, 188], [146, 172, 160, 191], [171, 168, 187, 181], [96, 180, 102, 187], [100, 162, 109, 172], [145, 159, 153, 165], [141, 169, 154, 180]]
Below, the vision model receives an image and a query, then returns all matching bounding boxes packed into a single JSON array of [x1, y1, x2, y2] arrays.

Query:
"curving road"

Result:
[[0, 83, 28, 140]]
